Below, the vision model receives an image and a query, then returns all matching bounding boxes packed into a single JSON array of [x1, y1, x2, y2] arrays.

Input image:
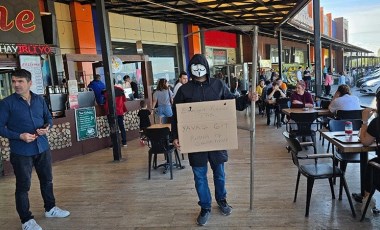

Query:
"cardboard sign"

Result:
[[176, 99, 238, 153]]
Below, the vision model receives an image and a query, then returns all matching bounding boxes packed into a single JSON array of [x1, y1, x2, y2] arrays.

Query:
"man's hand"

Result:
[[248, 91, 259, 102], [36, 125, 49, 136], [20, 133, 38, 143], [292, 100, 303, 105], [173, 139, 181, 150]]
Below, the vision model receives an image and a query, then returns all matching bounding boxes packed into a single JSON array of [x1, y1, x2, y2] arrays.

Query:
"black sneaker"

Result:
[[196, 208, 211, 226], [217, 199, 232, 216]]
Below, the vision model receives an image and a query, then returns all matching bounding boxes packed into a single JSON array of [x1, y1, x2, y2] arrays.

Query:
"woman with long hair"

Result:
[[151, 78, 173, 124], [359, 91, 380, 217]]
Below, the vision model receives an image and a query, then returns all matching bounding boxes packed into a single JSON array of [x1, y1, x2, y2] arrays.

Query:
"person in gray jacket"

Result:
[[171, 54, 257, 226]]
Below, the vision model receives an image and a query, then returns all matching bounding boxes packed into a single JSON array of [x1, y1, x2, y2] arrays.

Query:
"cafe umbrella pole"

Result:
[[250, 25, 258, 210]]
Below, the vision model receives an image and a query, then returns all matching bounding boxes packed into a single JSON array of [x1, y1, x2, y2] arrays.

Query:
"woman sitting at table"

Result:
[[290, 81, 314, 108], [328, 84, 361, 114], [359, 91, 380, 217]]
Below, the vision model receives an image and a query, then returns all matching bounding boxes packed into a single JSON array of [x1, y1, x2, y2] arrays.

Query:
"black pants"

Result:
[[325, 85, 331, 95], [10, 150, 56, 223], [364, 157, 380, 194]]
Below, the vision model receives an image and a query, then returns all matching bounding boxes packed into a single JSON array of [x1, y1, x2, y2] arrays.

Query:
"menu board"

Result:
[[19, 55, 44, 94], [176, 99, 238, 153], [75, 107, 98, 141]]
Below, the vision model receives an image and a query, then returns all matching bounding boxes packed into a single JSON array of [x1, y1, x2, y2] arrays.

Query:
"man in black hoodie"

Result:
[[171, 54, 257, 226]]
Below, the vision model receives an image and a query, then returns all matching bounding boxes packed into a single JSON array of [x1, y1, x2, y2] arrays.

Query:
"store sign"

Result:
[[213, 49, 227, 65], [0, 43, 53, 54], [19, 55, 44, 94], [0, 0, 44, 44], [75, 107, 98, 141]]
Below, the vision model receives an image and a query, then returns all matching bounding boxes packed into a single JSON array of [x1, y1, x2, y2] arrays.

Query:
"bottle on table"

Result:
[[344, 121, 353, 138]]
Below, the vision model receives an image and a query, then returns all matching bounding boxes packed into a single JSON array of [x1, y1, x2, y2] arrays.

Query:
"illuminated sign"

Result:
[[0, 0, 44, 44], [0, 43, 53, 54]]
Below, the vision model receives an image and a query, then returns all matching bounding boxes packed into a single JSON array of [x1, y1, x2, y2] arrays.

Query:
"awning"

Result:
[[55, 0, 311, 29]]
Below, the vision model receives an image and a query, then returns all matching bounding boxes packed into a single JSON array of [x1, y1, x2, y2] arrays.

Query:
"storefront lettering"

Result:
[[0, 6, 36, 33], [0, 43, 17, 53], [18, 44, 51, 55], [0, 43, 52, 54]]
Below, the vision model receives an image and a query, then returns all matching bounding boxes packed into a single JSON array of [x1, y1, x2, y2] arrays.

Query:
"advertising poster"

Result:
[[19, 55, 44, 94]]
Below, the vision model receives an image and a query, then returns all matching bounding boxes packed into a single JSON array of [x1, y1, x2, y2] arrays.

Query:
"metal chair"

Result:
[[328, 119, 362, 199], [286, 112, 319, 154], [335, 109, 363, 120], [361, 161, 380, 221], [283, 131, 356, 217], [145, 127, 175, 180]]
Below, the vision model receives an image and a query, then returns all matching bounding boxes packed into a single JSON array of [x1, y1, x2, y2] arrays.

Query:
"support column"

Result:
[[277, 29, 283, 79], [187, 25, 201, 57], [306, 39, 311, 68], [328, 44, 333, 72], [95, 0, 121, 161], [70, 2, 97, 84], [313, 0, 322, 96], [200, 29, 206, 55]]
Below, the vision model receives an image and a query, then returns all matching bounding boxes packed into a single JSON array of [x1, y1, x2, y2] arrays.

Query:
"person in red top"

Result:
[[290, 81, 314, 108], [104, 82, 128, 147]]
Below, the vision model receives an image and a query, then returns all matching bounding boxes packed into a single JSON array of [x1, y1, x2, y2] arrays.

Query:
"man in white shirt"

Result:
[[173, 71, 188, 97], [296, 67, 303, 82], [328, 84, 361, 114]]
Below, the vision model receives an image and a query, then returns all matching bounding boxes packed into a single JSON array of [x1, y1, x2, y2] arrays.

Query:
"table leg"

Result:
[[360, 152, 368, 196]]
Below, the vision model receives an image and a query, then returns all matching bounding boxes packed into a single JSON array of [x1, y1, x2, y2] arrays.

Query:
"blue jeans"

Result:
[[10, 150, 56, 224], [117, 115, 127, 145], [192, 162, 227, 209]]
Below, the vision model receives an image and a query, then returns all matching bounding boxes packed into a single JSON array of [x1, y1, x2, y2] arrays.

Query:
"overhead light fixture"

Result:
[[115, 47, 125, 50]]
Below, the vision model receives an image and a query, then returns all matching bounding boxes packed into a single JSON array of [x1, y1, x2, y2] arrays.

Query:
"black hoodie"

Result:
[[171, 54, 249, 167]]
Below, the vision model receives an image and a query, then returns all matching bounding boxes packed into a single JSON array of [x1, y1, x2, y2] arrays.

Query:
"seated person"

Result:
[[290, 81, 314, 108], [359, 91, 380, 217], [256, 80, 265, 115], [265, 82, 286, 125], [328, 84, 361, 114]]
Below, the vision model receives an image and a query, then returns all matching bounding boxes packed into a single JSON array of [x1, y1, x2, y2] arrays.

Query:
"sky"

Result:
[[320, 0, 380, 54]]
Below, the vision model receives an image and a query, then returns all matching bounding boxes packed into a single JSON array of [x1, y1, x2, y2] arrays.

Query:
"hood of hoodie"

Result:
[[188, 54, 210, 81]]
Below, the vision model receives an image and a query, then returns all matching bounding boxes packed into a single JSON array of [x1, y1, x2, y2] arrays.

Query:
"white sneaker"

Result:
[[122, 144, 127, 147], [45, 206, 70, 218], [22, 219, 42, 230], [361, 196, 376, 217]]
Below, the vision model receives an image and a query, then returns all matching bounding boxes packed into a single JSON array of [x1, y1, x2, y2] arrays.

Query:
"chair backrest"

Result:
[[283, 131, 302, 167], [277, 97, 290, 109], [289, 112, 319, 136], [145, 127, 171, 153], [369, 161, 380, 191], [328, 119, 362, 132], [336, 109, 363, 120], [320, 100, 331, 109]]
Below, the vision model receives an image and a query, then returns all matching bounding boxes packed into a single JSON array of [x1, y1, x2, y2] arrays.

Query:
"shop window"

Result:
[[0, 71, 14, 100], [150, 57, 175, 88]]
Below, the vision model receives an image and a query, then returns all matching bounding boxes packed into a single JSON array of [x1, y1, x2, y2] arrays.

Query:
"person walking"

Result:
[[0, 69, 70, 230], [173, 71, 188, 98], [123, 75, 139, 99], [324, 72, 333, 96], [171, 54, 257, 226], [151, 78, 173, 124], [104, 81, 128, 147]]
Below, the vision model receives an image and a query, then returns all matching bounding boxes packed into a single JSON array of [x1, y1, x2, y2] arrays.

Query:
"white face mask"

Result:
[[190, 64, 207, 78]]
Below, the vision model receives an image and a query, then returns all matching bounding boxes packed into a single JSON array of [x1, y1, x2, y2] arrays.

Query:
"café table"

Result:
[[320, 130, 378, 196], [147, 123, 171, 130], [282, 107, 331, 116]]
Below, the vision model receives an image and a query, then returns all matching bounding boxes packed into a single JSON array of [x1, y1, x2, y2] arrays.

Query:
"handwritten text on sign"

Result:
[[176, 99, 237, 153]]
